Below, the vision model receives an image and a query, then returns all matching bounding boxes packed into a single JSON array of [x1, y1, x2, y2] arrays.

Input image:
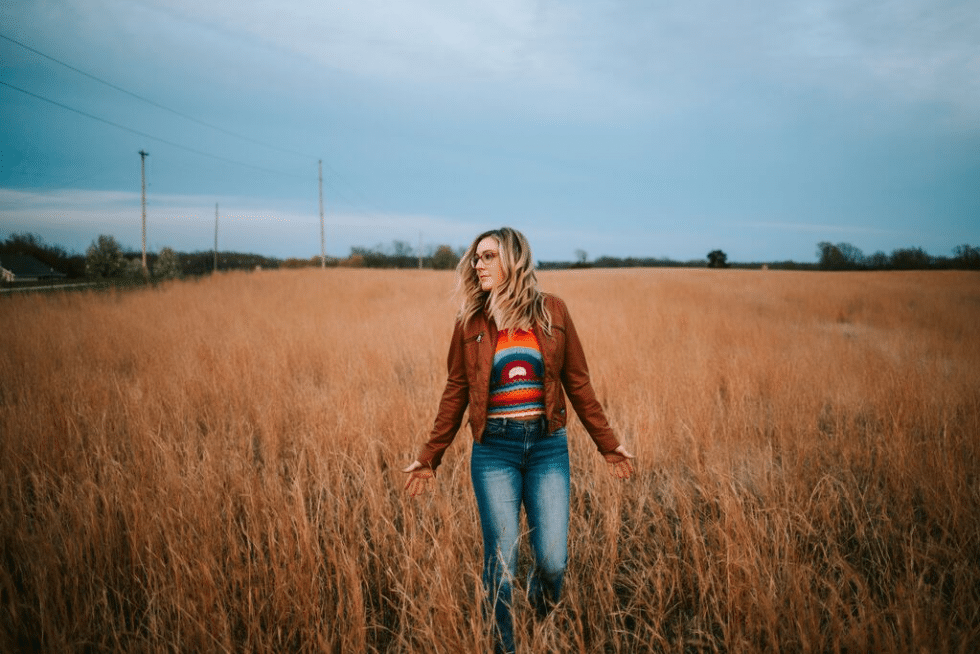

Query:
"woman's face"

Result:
[[474, 236, 505, 292]]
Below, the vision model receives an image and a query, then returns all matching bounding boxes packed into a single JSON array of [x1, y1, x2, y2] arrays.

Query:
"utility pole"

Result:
[[318, 160, 326, 268], [214, 203, 219, 272], [139, 150, 149, 275], [418, 231, 423, 270]]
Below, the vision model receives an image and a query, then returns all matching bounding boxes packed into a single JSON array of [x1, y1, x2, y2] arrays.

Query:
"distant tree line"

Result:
[[81, 234, 270, 281], [181, 250, 281, 275], [1, 233, 466, 284], [338, 241, 463, 270], [542, 243, 980, 271], [1, 232, 282, 284], [279, 241, 463, 269], [539, 256, 707, 270], [3, 232, 978, 284], [815, 241, 980, 271]]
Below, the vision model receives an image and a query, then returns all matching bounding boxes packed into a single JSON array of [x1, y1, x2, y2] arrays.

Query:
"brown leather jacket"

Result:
[[417, 293, 620, 470]]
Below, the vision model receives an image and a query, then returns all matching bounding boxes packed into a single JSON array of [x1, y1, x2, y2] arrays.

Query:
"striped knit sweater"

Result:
[[487, 329, 545, 419]]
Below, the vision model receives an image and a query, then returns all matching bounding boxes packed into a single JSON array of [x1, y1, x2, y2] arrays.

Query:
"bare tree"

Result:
[[431, 245, 459, 270], [818, 241, 864, 270]]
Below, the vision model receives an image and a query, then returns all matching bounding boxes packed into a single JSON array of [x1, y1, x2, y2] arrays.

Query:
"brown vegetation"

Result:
[[1, 268, 978, 652]]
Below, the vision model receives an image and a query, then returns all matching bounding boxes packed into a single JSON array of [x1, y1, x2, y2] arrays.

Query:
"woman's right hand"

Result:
[[603, 445, 636, 480], [402, 460, 435, 497]]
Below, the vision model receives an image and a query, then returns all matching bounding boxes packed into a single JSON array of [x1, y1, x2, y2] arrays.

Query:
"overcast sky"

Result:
[[2, 0, 978, 262]]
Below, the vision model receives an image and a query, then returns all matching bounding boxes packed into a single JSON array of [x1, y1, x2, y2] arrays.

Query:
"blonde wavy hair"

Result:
[[454, 227, 552, 334]]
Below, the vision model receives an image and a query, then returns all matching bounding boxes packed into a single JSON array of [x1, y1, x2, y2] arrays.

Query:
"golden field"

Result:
[[1, 267, 978, 653]]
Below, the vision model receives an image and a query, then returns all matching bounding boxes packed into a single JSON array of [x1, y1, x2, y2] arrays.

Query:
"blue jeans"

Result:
[[471, 418, 570, 654]]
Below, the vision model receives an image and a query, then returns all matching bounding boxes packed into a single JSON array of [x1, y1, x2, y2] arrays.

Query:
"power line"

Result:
[[0, 32, 318, 161], [0, 80, 310, 181], [1, 32, 398, 231], [1, 31, 390, 223], [2, 78, 395, 228]]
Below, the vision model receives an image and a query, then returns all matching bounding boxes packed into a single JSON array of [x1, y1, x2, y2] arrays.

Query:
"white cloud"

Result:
[[0, 188, 483, 257]]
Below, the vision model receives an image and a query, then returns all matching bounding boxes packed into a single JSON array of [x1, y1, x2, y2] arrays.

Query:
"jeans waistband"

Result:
[[485, 417, 551, 439], [486, 416, 547, 428]]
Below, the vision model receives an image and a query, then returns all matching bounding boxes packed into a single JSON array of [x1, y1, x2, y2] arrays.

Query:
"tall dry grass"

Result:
[[1, 268, 978, 652]]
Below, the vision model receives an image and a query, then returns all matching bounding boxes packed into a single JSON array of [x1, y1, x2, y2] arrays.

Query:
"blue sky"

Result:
[[1, 0, 978, 263]]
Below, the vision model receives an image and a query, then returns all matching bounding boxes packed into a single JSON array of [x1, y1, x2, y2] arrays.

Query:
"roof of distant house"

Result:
[[0, 253, 67, 278]]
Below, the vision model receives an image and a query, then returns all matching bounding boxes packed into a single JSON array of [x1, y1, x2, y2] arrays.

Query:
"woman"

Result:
[[402, 227, 634, 654]]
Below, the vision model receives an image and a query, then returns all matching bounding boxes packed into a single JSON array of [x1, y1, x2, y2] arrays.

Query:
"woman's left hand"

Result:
[[603, 445, 635, 480], [402, 460, 436, 497]]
